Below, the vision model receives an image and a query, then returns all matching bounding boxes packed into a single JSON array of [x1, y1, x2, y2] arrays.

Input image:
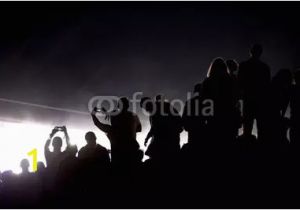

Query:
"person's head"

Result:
[[37, 162, 46, 173], [118, 97, 130, 112], [140, 97, 154, 113], [52, 136, 63, 152], [193, 83, 202, 95], [20, 159, 30, 173], [2, 170, 14, 181], [207, 57, 229, 78], [85, 131, 97, 146], [250, 44, 263, 59], [226, 59, 239, 74], [294, 71, 300, 84]]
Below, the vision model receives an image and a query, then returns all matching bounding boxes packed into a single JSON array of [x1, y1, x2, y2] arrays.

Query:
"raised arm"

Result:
[[44, 139, 51, 155], [91, 108, 112, 133], [62, 126, 71, 147], [44, 128, 57, 164]]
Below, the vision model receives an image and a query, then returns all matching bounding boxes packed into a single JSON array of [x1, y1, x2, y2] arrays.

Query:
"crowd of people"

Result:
[[0, 44, 300, 208]]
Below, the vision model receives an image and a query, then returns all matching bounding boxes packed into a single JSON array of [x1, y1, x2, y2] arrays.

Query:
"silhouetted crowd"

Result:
[[1, 44, 300, 208]]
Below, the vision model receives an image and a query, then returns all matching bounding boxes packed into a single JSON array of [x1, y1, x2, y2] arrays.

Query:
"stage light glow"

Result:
[[0, 120, 111, 173]]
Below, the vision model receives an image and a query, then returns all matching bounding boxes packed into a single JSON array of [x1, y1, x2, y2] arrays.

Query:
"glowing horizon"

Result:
[[0, 120, 112, 173]]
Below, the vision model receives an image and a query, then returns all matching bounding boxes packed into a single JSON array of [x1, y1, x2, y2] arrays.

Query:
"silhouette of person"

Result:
[[44, 126, 71, 194], [76, 132, 110, 206], [44, 126, 70, 170], [182, 83, 206, 147], [202, 57, 237, 145], [37, 162, 46, 174], [57, 144, 78, 182], [268, 69, 292, 145], [92, 97, 142, 167], [20, 159, 30, 175], [226, 59, 242, 138], [56, 144, 79, 205], [78, 132, 110, 163], [291, 71, 300, 145], [36, 161, 47, 207], [0, 170, 17, 207], [16, 159, 39, 207], [140, 96, 183, 162], [238, 44, 271, 140]]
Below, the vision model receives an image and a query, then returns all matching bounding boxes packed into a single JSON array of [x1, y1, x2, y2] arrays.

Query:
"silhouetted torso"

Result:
[[267, 71, 292, 145], [238, 57, 271, 139], [45, 150, 67, 171], [146, 101, 182, 160], [238, 57, 271, 100], [107, 110, 142, 168], [78, 144, 110, 163]]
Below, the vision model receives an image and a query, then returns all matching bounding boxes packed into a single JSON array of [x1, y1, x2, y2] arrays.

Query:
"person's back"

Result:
[[151, 98, 183, 160], [78, 132, 110, 164], [238, 44, 271, 101], [44, 127, 70, 171], [77, 132, 110, 203], [56, 145, 79, 199], [1, 171, 17, 207], [238, 44, 271, 139], [78, 143, 110, 163], [202, 58, 237, 146], [239, 58, 270, 99], [183, 83, 206, 146], [110, 110, 141, 149], [267, 69, 292, 145], [203, 58, 236, 119], [15, 159, 39, 207], [149, 98, 183, 143], [44, 126, 73, 194], [109, 97, 141, 156], [91, 98, 142, 171]]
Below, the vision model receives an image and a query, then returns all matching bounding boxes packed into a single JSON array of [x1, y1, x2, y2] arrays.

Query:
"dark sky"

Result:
[[0, 2, 299, 126]]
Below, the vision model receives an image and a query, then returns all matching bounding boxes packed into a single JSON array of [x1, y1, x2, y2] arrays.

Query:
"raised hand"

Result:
[[92, 107, 98, 115], [50, 128, 58, 138]]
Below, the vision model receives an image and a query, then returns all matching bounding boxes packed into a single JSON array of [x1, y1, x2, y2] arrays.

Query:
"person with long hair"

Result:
[[202, 57, 237, 146]]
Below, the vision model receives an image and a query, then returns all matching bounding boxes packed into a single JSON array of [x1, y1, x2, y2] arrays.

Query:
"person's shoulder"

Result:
[[95, 144, 108, 152], [78, 145, 88, 155]]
